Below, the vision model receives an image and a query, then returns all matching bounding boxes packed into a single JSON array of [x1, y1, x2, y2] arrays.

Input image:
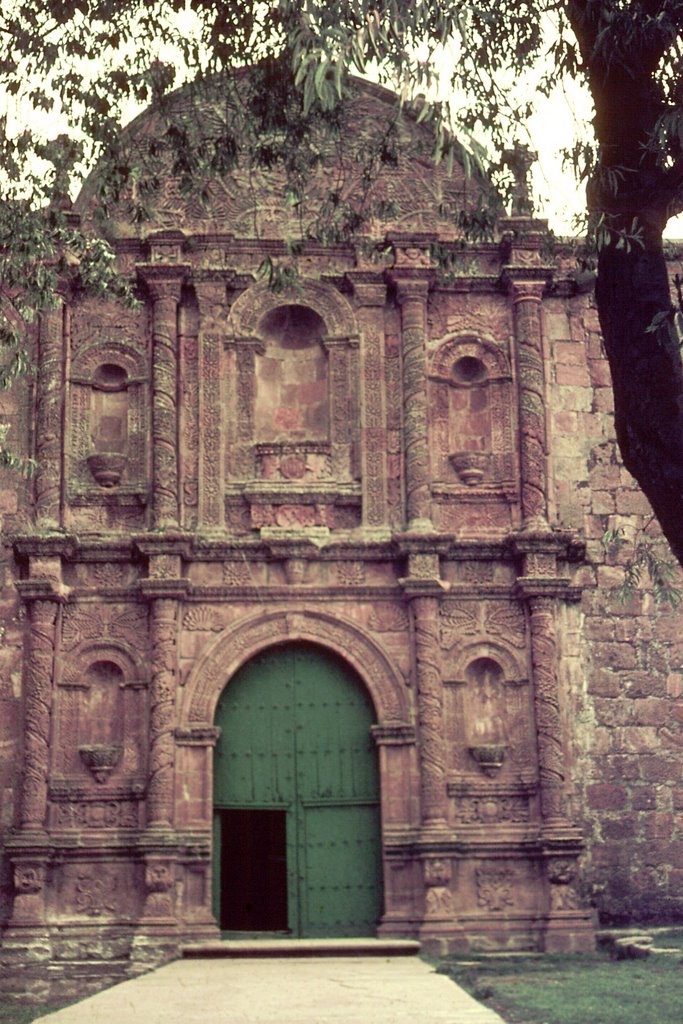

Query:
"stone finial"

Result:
[[503, 143, 537, 216]]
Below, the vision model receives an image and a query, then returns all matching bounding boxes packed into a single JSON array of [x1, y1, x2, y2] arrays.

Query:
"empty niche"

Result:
[[87, 362, 130, 487], [255, 304, 328, 442], [465, 657, 507, 775], [78, 660, 125, 782], [429, 336, 512, 487]]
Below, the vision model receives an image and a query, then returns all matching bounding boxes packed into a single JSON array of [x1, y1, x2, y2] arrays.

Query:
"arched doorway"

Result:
[[212, 642, 382, 937]]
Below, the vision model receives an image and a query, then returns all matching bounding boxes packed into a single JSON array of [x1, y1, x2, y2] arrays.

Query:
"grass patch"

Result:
[[651, 929, 683, 951], [439, 950, 683, 1024], [0, 999, 73, 1023]]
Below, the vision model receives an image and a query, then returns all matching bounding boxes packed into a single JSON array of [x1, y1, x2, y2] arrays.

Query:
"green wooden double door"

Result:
[[213, 643, 382, 937]]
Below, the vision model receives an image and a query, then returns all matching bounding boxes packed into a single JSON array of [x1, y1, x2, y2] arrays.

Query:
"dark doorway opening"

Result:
[[216, 808, 288, 932]]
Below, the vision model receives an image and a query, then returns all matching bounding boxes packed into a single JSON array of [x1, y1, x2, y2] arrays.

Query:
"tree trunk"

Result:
[[596, 233, 683, 565]]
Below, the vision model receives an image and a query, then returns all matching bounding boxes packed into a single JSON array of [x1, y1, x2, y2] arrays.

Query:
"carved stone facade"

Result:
[[1, 75, 682, 1002]]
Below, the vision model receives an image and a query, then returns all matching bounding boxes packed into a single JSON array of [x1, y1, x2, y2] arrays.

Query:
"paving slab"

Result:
[[34, 955, 507, 1024]]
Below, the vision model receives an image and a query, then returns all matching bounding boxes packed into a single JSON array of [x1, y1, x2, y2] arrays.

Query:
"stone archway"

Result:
[[212, 641, 382, 936], [182, 608, 410, 727]]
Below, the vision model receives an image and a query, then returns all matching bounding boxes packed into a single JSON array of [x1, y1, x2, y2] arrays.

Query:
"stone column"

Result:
[[401, 550, 447, 828], [349, 277, 389, 533], [195, 280, 227, 528], [147, 595, 179, 828], [34, 300, 65, 529], [139, 267, 186, 529], [322, 334, 358, 483], [20, 599, 59, 831], [509, 277, 550, 530], [396, 279, 433, 532], [527, 593, 565, 824], [8, 568, 64, 942]]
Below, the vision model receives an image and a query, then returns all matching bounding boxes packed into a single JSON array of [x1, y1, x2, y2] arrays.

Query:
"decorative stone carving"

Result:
[[14, 863, 46, 894], [508, 278, 550, 528], [185, 609, 407, 725], [142, 858, 176, 918], [528, 596, 565, 823], [21, 600, 58, 827], [548, 858, 581, 911], [68, 867, 118, 917], [61, 604, 148, 655], [284, 559, 307, 585], [439, 600, 526, 650], [91, 562, 128, 586], [423, 858, 454, 916], [476, 865, 515, 912], [196, 280, 224, 526], [147, 599, 179, 827], [413, 596, 447, 825], [35, 302, 65, 529], [182, 607, 224, 631], [453, 794, 530, 824], [336, 561, 365, 585], [52, 800, 139, 829], [368, 605, 410, 633], [78, 743, 123, 783], [141, 270, 185, 528], [223, 561, 252, 586], [396, 279, 432, 531]]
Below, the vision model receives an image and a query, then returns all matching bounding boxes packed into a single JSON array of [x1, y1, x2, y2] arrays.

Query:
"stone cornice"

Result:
[[139, 578, 191, 601], [507, 528, 586, 563], [12, 534, 75, 560], [513, 576, 580, 602], [15, 580, 68, 603]]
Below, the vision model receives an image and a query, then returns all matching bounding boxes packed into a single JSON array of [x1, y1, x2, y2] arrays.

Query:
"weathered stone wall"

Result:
[[545, 282, 683, 924], [0, 365, 31, 931]]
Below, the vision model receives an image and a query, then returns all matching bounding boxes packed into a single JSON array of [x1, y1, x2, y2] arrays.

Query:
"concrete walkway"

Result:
[[34, 954, 507, 1024]]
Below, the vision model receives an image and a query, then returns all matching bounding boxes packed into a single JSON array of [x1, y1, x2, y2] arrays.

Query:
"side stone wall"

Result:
[[0, 369, 32, 930], [545, 282, 683, 924]]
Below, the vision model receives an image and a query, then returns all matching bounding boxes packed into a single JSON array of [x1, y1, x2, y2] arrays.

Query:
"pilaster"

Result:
[[34, 299, 66, 529], [394, 277, 433, 532], [138, 263, 188, 529], [347, 275, 389, 534]]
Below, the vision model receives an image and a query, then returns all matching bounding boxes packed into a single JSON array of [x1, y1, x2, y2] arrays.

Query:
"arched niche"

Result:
[[181, 608, 409, 727], [55, 641, 147, 784], [68, 341, 148, 494], [226, 279, 358, 339], [223, 281, 361, 517], [443, 641, 534, 781], [428, 333, 514, 488], [255, 304, 329, 443]]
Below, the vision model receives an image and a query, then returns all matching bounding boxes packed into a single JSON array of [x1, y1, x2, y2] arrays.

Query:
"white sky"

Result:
[[5, 10, 683, 241]]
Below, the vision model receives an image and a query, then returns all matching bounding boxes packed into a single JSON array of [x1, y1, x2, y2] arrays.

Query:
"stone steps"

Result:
[[181, 937, 421, 959]]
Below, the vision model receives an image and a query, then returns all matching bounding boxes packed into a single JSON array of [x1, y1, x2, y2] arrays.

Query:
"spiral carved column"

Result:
[[396, 280, 433, 532], [142, 270, 185, 529], [528, 595, 565, 824], [34, 300, 65, 529], [510, 279, 549, 529], [413, 593, 447, 826], [147, 597, 179, 828], [20, 599, 58, 829]]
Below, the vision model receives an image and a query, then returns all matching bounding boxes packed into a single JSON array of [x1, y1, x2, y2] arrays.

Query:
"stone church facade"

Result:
[[1, 78, 682, 1000]]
